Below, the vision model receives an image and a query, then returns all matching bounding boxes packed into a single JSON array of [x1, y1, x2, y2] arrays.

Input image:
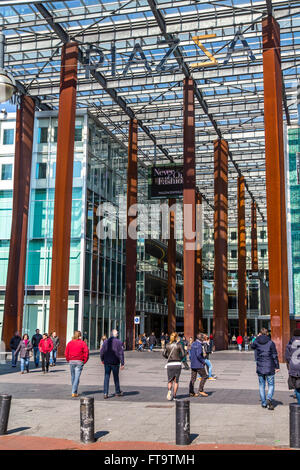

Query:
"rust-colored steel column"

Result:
[[213, 139, 229, 350], [251, 201, 258, 272], [126, 118, 138, 350], [168, 198, 176, 334], [183, 77, 196, 340], [263, 15, 290, 361], [195, 192, 203, 332], [238, 175, 247, 337], [2, 95, 35, 349], [49, 42, 78, 356]]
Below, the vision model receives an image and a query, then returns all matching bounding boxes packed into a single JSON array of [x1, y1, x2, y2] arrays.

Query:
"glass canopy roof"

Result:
[[1, 0, 300, 224]]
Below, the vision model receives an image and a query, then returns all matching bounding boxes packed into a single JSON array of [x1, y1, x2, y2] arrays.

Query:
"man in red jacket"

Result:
[[65, 331, 89, 397], [237, 335, 243, 352], [39, 333, 53, 374]]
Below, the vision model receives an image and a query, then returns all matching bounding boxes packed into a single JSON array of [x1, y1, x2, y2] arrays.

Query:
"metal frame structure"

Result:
[[1, 0, 300, 224]]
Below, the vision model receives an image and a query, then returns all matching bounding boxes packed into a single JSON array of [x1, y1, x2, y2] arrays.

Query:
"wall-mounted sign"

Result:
[[148, 164, 183, 200]]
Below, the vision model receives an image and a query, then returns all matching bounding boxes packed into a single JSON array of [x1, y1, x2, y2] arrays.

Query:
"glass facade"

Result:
[[0, 111, 128, 348], [287, 127, 300, 317]]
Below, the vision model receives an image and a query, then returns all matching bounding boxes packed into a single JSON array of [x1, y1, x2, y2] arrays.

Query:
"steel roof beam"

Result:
[[34, 2, 174, 163]]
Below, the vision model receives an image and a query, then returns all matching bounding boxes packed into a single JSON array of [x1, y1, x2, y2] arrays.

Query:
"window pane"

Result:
[[74, 126, 82, 142], [3, 129, 14, 145], [73, 161, 81, 178], [1, 164, 12, 180], [36, 163, 47, 179], [38, 127, 48, 144]]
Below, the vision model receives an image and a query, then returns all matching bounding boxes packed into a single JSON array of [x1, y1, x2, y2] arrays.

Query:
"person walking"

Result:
[[285, 329, 300, 403], [203, 334, 216, 380], [137, 334, 144, 352], [163, 332, 185, 401], [244, 334, 250, 351], [15, 334, 32, 374], [189, 333, 209, 397], [149, 332, 157, 352], [237, 334, 243, 351], [100, 335, 107, 350], [49, 331, 59, 366], [141, 333, 147, 350], [9, 331, 21, 368], [31, 329, 43, 368], [65, 330, 89, 398], [39, 333, 53, 374], [251, 328, 280, 410], [160, 332, 166, 350], [100, 329, 124, 399], [179, 335, 189, 370]]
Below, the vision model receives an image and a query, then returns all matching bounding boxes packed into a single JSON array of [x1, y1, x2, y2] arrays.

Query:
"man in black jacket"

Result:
[[31, 329, 43, 368], [9, 331, 21, 367], [251, 328, 280, 410]]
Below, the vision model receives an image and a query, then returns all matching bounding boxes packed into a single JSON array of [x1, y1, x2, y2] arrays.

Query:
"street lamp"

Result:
[[0, 33, 16, 104]]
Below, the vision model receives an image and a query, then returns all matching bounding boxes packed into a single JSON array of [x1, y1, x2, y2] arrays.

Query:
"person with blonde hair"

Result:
[[163, 332, 184, 401], [65, 331, 89, 398]]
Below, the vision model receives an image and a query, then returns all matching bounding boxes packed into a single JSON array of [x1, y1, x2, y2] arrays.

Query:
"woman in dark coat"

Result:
[[15, 334, 33, 374]]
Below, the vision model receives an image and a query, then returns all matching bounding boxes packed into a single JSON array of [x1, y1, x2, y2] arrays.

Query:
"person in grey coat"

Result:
[[15, 334, 33, 374], [50, 331, 60, 366], [285, 329, 300, 404]]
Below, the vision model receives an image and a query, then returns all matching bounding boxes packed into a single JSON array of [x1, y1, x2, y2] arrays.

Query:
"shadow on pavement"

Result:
[[6, 427, 31, 434], [95, 430, 109, 440], [190, 433, 199, 443]]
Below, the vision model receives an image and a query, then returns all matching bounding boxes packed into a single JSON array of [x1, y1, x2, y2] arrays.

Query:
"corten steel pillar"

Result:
[[251, 201, 258, 272], [2, 95, 35, 349], [183, 77, 197, 340], [238, 175, 247, 337], [263, 15, 290, 361], [213, 139, 229, 350], [168, 198, 176, 334], [195, 192, 203, 332], [126, 118, 138, 350], [49, 42, 78, 356]]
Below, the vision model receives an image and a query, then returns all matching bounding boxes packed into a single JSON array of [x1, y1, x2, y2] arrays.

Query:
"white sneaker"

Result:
[[167, 390, 172, 401]]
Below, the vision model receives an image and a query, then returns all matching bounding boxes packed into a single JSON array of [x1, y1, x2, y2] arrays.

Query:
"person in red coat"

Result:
[[65, 331, 89, 397], [236, 335, 243, 352], [39, 333, 54, 373]]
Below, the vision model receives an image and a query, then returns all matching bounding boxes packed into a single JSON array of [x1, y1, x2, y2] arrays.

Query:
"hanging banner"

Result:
[[148, 164, 183, 200]]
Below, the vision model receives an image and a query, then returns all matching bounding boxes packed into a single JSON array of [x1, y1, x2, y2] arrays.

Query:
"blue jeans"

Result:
[[295, 389, 300, 405], [150, 344, 154, 351], [11, 349, 19, 367], [20, 357, 29, 372], [70, 362, 83, 394], [245, 344, 249, 351], [258, 374, 275, 406], [205, 359, 213, 378], [33, 347, 40, 366], [238, 344, 242, 351], [104, 364, 121, 395], [50, 350, 57, 365]]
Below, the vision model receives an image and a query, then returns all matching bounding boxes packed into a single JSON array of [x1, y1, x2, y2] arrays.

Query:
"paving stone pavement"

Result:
[[0, 350, 293, 447]]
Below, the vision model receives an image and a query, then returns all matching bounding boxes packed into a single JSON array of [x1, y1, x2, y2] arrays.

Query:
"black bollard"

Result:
[[0, 394, 11, 435], [80, 396, 95, 444], [176, 400, 190, 445], [290, 403, 300, 448]]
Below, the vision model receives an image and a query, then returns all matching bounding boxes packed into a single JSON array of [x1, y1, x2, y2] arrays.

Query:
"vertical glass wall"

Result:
[[83, 117, 127, 347], [287, 127, 300, 317]]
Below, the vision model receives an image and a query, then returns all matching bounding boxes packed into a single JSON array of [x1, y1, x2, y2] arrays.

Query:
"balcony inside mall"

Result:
[[0, 0, 300, 361]]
